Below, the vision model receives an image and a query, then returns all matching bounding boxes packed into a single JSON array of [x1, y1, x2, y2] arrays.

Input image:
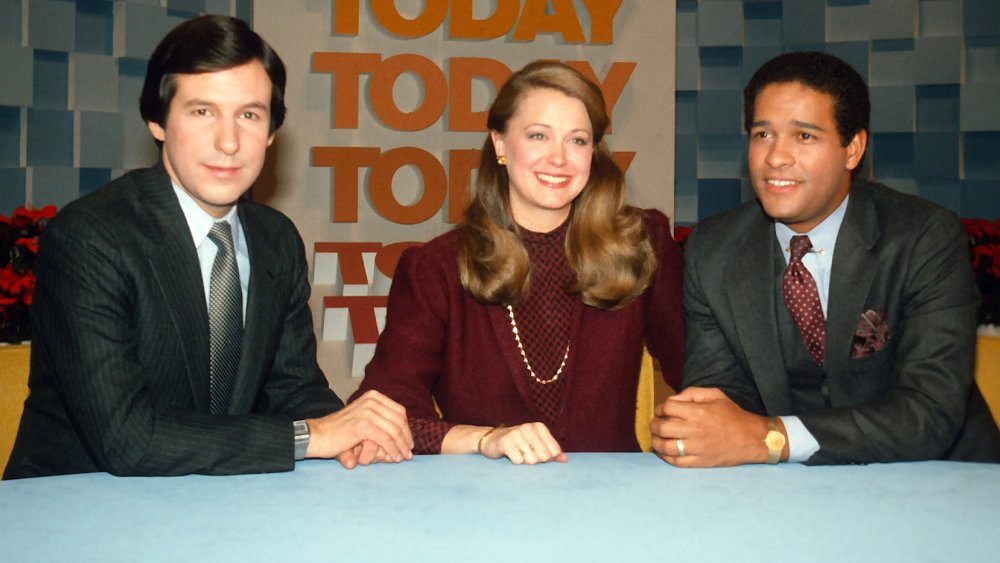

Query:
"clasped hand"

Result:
[[649, 387, 770, 467], [306, 390, 414, 469]]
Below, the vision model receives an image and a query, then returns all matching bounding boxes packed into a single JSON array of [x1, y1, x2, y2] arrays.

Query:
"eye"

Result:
[[528, 132, 545, 140], [192, 108, 211, 117], [571, 136, 591, 146], [751, 130, 770, 139], [798, 132, 815, 141], [241, 111, 262, 121]]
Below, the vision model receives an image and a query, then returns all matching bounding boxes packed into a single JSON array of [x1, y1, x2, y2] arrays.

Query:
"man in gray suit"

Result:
[[4, 15, 412, 479], [651, 51, 1000, 466]]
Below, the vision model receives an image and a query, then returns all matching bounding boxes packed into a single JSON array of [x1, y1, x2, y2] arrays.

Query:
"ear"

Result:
[[490, 130, 504, 160], [147, 121, 166, 142], [267, 132, 276, 147], [845, 129, 868, 171]]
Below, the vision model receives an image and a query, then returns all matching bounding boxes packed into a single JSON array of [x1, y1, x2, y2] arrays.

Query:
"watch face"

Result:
[[765, 431, 785, 451]]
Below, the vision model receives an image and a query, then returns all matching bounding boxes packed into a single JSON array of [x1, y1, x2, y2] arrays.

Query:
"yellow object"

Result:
[[635, 347, 655, 452], [975, 335, 1000, 426], [0, 344, 30, 474]]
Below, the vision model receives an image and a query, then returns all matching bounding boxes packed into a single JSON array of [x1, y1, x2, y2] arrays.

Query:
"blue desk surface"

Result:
[[1, 453, 998, 561]]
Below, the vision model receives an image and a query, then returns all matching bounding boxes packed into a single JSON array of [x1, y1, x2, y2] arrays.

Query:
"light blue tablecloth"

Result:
[[2, 453, 997, 561]]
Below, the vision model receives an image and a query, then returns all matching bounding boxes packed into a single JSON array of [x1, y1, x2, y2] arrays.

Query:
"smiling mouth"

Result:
[[536, 172, 570, 186], [766, 179, 800, 187], [205, 165, 241, 176]]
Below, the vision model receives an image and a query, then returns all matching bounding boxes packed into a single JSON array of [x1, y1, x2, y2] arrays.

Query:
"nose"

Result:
[[215, 118, 240, 155], [547, 142, 566, 166], [765, 137, 793, 169]]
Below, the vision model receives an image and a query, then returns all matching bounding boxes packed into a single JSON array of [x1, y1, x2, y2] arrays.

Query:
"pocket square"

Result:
[[851, 309, 890, 358]]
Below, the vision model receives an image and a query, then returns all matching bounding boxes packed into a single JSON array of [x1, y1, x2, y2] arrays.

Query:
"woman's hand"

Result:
[[479, 422, 568, 464]]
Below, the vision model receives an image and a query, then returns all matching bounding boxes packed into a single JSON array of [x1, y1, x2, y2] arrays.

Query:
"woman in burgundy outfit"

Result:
[[351, 61, 684, 464]]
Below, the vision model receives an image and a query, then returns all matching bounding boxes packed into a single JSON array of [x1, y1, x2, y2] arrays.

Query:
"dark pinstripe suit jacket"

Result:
[[683, 180, 1000, 464], [3, 162, 343, 479]]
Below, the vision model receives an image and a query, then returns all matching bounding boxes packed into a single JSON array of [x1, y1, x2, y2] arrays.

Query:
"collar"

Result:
[[775, 193, 850, 262], [170, 181, 245, 253]]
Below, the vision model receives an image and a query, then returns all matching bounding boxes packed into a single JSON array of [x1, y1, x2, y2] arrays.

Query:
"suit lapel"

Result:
[[134, 163, 212, 410], [226, 204, 283, 414], [825, 186, 880, 404], [727, 208, 792, 414]]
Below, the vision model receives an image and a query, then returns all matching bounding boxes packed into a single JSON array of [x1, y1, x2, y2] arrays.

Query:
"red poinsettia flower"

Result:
[[15, 236, 39, 253]]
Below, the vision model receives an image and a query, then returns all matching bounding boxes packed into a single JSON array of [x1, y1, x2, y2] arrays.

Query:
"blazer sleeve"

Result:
[[680, 223, 767, 412], [31, 210, 311, 476], [641, 209, 685, 391], [801, 210, 980, 464]]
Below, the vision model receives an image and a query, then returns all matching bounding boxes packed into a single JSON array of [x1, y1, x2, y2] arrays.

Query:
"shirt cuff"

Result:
[[779, 415, 820, 463]]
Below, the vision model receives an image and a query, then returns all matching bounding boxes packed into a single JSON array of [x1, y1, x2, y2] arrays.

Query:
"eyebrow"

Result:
[[750, 119, 825, 131], [526, 123, 592, 135], [181, 99, 269, 112]]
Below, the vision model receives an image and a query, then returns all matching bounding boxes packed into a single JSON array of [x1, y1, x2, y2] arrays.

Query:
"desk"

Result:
[[1, 454, 997, 562]]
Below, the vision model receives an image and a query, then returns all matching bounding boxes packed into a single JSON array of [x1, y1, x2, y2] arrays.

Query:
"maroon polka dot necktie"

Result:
[[783, 235, 825, 365]]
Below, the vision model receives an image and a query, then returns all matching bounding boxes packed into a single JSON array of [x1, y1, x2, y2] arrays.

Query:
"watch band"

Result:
[[293, 419, 310, 461]]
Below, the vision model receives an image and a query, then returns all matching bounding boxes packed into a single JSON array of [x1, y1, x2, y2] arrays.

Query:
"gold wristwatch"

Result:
[[764, 417, 785, 464]]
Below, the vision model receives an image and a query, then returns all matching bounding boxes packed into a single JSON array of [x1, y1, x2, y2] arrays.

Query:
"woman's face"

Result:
[[491, 87, 594, 233]]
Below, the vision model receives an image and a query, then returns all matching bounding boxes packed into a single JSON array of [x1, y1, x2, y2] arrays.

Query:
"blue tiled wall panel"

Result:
[[74, 54, 119, 112], [783, 0, 824, 45], [870, 39, 916, 86], [676, 91, 697, 135], [916, 180, 961, 213], [697, 1, 742, 47], [79, 167, 112, 197], [869, 0, 918, 40], [961, 181, 1000, 219], [695, 90, 742, 135], [676, 133, 698, 183], [699, 47, 743, 90], [235, 0, 252, 23], [676, 2, 698, 47], [117, 58, 148, 114], [697, 134, 744, 179], [31, 166, 80, 210], [963, 0, 1000, 38], [121, 3, 187, 59], [870, 86, 914, 132], [966, 36, 1000, 84], [824, 41, 870, 83], [32, 50, 69, 110], [913, 36, 961, 85], [76, 0, 114, 55], [964, 132, 1000, 181], [697, 179, 742, 221], [79, 111, 124, 168], [741, 45, 784, 86], [28, 0, 76, 53], [960, 83, 1000, 131], [0, 46, 34, 107], [914, 132, 960, 180], [0, 168, 26, 216], [122, 110, 160, 170], [167, 0, 206, 14], [205, 0, 235, 16], [743, 2, 783, 47], [27, 108, 72, 167], [0, 106, 20, 167], [872, 133, 915, 178], [676, 46, 699, 91], [915, 85, 960, 132], [826, 2, 871, 43], [919, 0, 962, 38], [0, 0, 22, 47]]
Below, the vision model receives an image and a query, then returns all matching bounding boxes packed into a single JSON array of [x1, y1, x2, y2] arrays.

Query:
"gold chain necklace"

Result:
[[506, 305, 570, 385]]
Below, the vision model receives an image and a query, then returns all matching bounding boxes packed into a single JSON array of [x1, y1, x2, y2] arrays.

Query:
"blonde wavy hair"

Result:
[[458, 61, 656, 311]]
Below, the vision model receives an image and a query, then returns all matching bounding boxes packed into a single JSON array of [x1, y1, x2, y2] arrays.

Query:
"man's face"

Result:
[[747, 81, 866, 233], [148, 60, 275, 218]]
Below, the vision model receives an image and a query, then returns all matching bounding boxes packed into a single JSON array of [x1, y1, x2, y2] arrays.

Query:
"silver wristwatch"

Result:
[[293, 420, 310, 461]]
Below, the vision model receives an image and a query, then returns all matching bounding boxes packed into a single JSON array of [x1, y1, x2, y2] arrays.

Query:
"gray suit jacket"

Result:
[[4, 162, 343, 479], [683, 180, 1000, 464]]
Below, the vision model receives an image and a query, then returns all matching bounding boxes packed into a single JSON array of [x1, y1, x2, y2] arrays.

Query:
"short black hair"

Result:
[[139, 14, 287, 134], [743, 51, 870, 173]]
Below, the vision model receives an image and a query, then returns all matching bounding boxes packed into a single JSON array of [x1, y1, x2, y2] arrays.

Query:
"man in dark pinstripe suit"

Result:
[[4, 15, 412, 479]]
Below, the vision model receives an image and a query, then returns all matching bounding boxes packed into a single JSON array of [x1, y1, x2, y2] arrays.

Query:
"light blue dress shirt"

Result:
[[171, 183, 251, 322], [772, 194, 850, 463]]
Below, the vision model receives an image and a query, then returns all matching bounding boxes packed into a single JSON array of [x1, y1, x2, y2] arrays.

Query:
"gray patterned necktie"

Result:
[[207, 221, 243, 414]]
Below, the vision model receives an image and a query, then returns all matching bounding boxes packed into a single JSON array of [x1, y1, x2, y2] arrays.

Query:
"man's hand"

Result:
[[650, 387, 781, 467], [306, 390, 413, 468]]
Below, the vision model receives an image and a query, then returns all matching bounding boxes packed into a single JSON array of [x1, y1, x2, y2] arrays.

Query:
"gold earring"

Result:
[[497, 155, 506, 165]]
